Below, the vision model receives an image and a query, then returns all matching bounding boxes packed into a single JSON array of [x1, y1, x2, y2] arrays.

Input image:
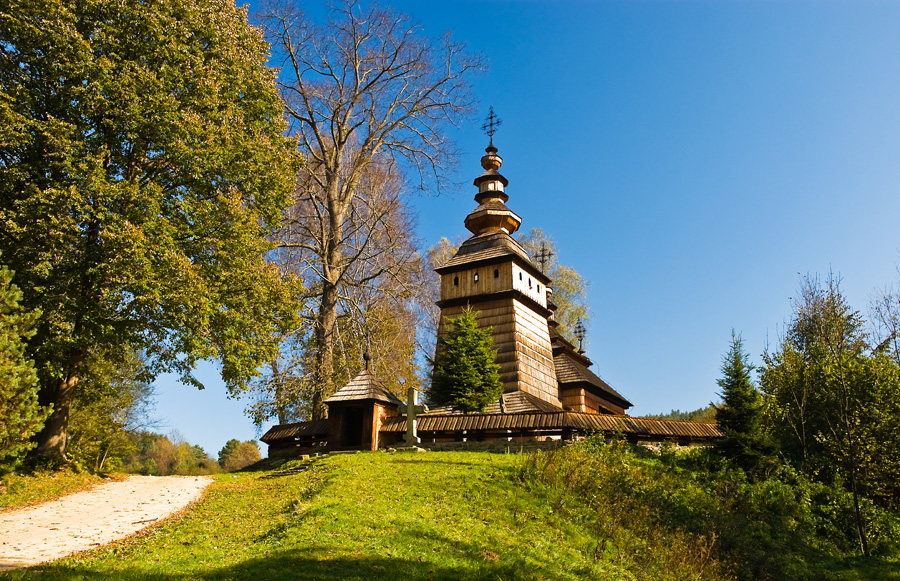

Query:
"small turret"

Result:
[[464, 142, 522, 236]]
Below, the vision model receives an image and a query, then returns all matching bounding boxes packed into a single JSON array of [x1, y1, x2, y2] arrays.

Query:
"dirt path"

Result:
[[0, 475, 213, 571]]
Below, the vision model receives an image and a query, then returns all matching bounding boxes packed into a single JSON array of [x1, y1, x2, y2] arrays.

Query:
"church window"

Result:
[[528, 277, 532, 288], [453, 276, 458, 286], [519, 272, 523, 281], [474, 272, 479, 283], [537, 284, 541, 293]]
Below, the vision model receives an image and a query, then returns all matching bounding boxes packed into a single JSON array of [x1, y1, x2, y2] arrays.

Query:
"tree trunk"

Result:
[[34, 348, 85, 461], [846, 432, 870, 556], [310, 188, 344, 421], [271, 358, 290, 425], [311, 280, 338, 419]]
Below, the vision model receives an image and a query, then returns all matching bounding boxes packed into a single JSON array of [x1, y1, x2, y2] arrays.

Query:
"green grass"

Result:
[[812, 557, 900, 581], [3, 452, 609, 580], [2, 446, 898, 580], [0, 470, 110, 511]]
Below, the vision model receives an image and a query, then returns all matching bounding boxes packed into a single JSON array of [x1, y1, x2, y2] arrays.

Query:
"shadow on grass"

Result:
[[9, 551, 528, 581], [5, 517, 578, 581], [9, 526, 558, 581], [806, 556, 900, 581]]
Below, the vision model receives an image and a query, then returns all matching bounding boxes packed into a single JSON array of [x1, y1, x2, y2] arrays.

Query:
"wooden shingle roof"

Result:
[[554, 354, 633, 409], [436, 232, 549, 283], [425, 390, 563, 415], [324, 369, 404, 406], [260, 419, 327, 443], [260, 413, 721, 444], [379, 412, 722, 440]]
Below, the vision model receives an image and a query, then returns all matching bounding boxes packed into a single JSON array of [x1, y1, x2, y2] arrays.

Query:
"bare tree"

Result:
[[247, 164, 426, 425], [256, 0, 484, 418]]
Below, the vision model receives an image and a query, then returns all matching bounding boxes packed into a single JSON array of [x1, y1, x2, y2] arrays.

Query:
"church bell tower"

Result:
[[435, 112, 561, 409]]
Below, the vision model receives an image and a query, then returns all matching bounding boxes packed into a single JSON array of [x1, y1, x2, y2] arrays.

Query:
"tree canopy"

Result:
[[761, 274, 900, 555], [429, 308, 503, 413], [218, 439, 261, 472], [0, 0, 302, 459]]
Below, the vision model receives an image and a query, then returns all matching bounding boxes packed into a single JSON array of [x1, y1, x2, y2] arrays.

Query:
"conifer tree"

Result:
[[715, 330, 776, 474], [430, 308, 503, 413], [0, 261, 47, 474]]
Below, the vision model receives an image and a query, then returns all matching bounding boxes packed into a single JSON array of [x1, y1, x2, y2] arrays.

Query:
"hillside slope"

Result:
[[3, 450, 711, 580], [3, 445, 898, 580]]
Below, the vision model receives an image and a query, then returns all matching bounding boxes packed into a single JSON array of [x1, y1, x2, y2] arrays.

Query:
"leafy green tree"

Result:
[[429, 308, 503, 413], [761, 274, 900, 555], [0, 0, 302, 460], [714, 331, 776, 475], [0, 261, 48, 474], [123, 432, 218, 476], [218, 439, 242, 467]]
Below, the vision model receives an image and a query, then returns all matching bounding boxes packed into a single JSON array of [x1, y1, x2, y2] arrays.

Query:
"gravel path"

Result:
[[0, 475, 213, 570]]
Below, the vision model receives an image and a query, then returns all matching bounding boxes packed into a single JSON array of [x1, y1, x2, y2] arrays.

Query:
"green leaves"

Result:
[[429, 307, 503, 413], [0, 0, 303, 456]]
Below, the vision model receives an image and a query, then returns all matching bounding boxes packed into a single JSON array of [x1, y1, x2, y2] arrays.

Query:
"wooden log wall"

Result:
[[440, 263, 547, 308], [438, 296, 561, 408]]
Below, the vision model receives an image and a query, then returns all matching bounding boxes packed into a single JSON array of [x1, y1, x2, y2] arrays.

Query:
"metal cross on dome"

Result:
[[481, 106, 502, 140], [536, 242, 554, 274], [574, 319, 587, 352]]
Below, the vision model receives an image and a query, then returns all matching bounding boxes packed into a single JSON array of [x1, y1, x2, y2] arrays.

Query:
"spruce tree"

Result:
[[0, 261, 47, 474], [430, 308, 503, 413], [714, 330, 776, 474]]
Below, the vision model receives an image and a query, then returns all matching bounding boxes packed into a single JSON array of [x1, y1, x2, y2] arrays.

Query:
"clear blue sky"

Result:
[[154, 0, 900, 457]]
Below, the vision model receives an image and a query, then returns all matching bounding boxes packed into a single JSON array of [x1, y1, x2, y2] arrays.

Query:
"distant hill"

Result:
[[644, 403, 718, 423]]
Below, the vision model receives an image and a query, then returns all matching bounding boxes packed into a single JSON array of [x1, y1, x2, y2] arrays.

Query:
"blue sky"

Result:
[[154, 1, 900, 456]]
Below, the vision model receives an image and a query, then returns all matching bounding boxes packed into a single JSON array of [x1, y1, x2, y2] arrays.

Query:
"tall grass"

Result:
[[519, 437, 900, 580]]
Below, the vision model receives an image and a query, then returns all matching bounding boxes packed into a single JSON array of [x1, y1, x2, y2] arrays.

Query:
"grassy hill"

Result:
[[3, 442, 900, 580]]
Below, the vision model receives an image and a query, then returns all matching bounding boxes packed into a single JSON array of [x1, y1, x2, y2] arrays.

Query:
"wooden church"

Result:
[[262, 136, 720, 455]]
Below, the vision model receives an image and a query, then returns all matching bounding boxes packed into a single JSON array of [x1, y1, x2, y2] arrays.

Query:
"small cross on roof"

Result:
[[481, 106, 502, 140]]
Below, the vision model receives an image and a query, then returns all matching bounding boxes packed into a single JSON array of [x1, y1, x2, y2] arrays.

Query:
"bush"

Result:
[[519, 436, 900, 580]]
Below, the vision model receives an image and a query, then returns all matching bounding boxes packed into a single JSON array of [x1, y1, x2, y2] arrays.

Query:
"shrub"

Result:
[[519, 436, 899, 580]]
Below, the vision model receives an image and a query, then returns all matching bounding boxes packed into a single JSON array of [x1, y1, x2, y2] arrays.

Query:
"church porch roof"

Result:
[[324, 369, 404, 407]]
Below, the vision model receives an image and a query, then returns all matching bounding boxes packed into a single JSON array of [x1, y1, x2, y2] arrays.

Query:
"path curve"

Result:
[[0, 474, 213, 570]]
